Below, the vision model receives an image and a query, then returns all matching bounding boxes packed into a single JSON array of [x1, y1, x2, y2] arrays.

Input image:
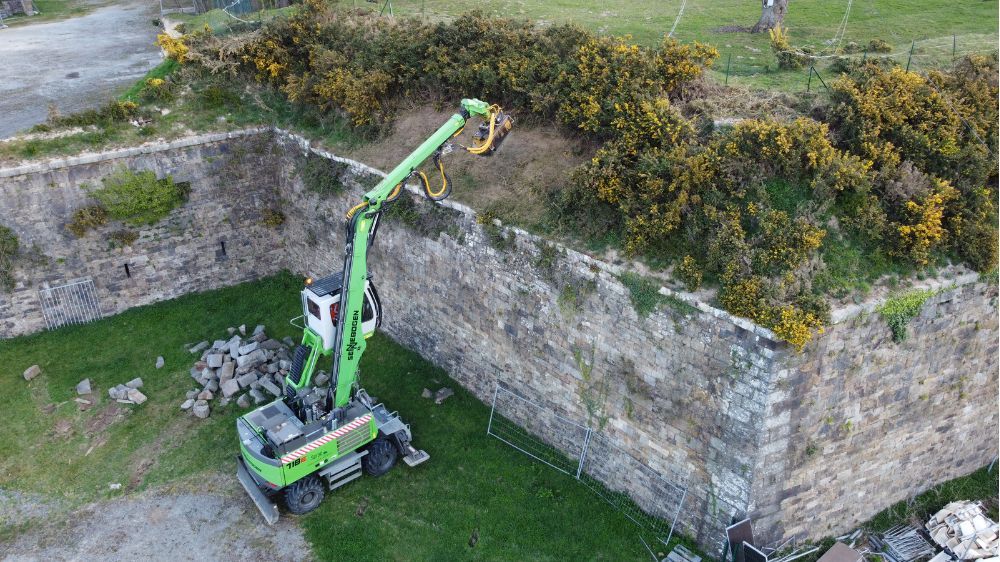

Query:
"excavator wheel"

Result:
[[285, 474, 325, 515], [362, 437, 398, 477]]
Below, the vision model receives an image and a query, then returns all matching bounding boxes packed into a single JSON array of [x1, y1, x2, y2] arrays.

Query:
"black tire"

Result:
[[362, 437, 398, 477], [284, 474, 325, 515]]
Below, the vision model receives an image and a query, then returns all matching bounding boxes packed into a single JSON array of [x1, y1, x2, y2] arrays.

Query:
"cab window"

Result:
[[362, 294, 374, 322], [307, 298, 321, 319]]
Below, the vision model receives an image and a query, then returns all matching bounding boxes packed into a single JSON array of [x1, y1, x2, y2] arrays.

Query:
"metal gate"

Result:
[[38, 278, 102, 330]]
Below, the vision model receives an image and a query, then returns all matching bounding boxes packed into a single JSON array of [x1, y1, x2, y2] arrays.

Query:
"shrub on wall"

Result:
[[299, 153, 347, 196], [67, 205, 109, 237], [85, 167, 189, 225], [0, 226, 18, 292], [877, 288, 937, 342]]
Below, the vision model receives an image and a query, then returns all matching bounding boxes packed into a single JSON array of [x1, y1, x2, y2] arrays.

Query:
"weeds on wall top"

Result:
[[299, 153, 347, 196]]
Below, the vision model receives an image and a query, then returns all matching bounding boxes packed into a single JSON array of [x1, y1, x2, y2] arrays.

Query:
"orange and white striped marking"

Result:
[[280, 414, 372, 465]]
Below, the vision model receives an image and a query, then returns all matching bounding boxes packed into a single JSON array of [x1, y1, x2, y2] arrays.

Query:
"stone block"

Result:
[[75, 378, 91, 395], [237, 341, 259, 356], [236, 349, 265, 368], [237, 372, 258, 389], [220, 378, 240, 398], [218, 362, 235, 381], [249, 388, 267, 404], [260, 379, 282, 397], [193, 400, 210, 419], [23, 365, 41, 381]]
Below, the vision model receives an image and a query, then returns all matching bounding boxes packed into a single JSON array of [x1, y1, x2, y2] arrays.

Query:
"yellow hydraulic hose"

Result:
[[346, 200, 369, 220], [466, 105, 501, 156], [418, 157, 450, 200]]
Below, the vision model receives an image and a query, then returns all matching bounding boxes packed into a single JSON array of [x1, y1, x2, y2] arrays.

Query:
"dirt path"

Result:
[[0, 0, 163, 138], [0, 477, 312, 561]]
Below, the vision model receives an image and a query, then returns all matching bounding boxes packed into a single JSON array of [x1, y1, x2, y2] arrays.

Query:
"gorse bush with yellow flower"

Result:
[[181, 3, 996, 350]]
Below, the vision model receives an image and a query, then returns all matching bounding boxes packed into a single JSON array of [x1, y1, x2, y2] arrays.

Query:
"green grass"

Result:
[[168, 5, 295, 34], [335, 0, 998, 92], [1, 0, 107, 26], [0, 73, 361, 164], [866, 465, 999, 530], [119, 59, 180, 102], [0, 272, 660, 560]]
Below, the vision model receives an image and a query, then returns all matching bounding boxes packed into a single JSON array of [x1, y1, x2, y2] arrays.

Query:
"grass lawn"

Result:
[[337, 0, 998, 92], [0, 272, 659, 560], [168, 4, 295, 33], [1, 0, 110, 26]]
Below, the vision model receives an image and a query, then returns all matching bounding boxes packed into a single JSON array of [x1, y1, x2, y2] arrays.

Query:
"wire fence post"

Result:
[[486, 384, 499, 435], [952, 34, 956, 61], [813, 66, 829, 92], [806, 64, 814, 92], [861, 47, 867, 62], [905, 40, 915, 72], [724, 53, 732, 86], [576, 427, 592, 479]]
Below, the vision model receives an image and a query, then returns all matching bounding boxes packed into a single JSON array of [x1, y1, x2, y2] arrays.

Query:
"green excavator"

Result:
[[236, 99, 513, 523]]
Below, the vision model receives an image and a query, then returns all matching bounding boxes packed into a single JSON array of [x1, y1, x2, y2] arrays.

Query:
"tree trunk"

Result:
[[751, 0, 788, 33]]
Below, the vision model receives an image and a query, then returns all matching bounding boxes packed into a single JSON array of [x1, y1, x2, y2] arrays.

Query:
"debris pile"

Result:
[[926, 501, 999, 560], [183, 324, 302, 419], [421, 387, 454, 404], [107, 378, 147, 405]]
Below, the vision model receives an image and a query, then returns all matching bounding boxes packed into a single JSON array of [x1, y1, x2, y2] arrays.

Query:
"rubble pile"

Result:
[[107, 378, 147, 405], [926, 501, 1000, 560], [183, 324, 307, 419]]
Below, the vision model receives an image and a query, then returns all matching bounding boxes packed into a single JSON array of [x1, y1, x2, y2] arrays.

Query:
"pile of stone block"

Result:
[[926, 501, 999, 560], [182, 324, 301, 419], [108, 378, 147, 405]]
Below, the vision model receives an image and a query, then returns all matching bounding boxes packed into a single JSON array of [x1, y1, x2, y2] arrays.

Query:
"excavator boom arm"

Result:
[[329, 99, 508, 408]]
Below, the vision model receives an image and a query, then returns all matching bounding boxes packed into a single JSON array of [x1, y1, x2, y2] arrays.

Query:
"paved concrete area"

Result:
[[0, 479, 313, 561], [0, 0, 163, 138]]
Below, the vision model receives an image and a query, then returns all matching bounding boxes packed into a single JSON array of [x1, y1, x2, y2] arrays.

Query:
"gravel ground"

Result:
[[0, 0, 163, 138], [0, 477, 312, 561]]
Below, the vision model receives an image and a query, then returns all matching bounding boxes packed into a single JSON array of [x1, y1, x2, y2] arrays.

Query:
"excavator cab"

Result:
[[301, 273, 382, 352]]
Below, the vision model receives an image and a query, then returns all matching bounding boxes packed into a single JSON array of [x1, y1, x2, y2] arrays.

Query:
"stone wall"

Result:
[[2, 130, 996, 548], [750, 281, 999, 541], [0, 131, 286, 337], [274, 133, 776, 541]]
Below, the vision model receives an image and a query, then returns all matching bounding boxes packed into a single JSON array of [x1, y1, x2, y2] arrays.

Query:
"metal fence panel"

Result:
[[487, 384, 590, 477], [38, 278, 102, 330], [487, 382, 689, 551], [579, 432, 688, 547]]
